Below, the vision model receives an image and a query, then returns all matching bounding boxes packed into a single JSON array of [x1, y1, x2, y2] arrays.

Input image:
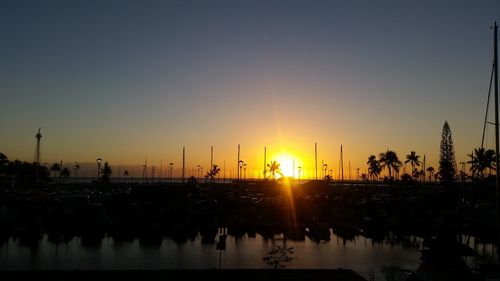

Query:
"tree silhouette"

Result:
[[405, 151, 421, 179], [467, 148, 495, 180], [101, 162, 112, 184], [60, 167, 71, 182], [439, 121, 457, 184], [379, 150, 402, 181], [267, 161, 283, 180], [367, 155, 381, 181], [426, 166, 435, 181], [73, 164, 80, 182], [0, 153, 8, 178], [205, 164, 221, 182], [50, 162, 61, 180]]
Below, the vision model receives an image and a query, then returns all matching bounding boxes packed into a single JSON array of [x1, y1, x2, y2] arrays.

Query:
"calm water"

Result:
[[2, 231, 497, 280], [0, 231, 429, 281]]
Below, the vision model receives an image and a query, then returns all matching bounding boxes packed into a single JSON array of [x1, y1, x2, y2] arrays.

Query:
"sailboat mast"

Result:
[[493, 21, 500, 260], [315, 142, 318, 180]]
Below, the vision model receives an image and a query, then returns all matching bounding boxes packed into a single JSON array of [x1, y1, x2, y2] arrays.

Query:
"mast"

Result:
[[315, 142, 318, 180], [264, 146, 267, 179], [237, 144, 240, 181], [493, 21, 500, 262], [34, 127, 42, 185], [182, 146, 185, 183], [340, 145, 344, 181]]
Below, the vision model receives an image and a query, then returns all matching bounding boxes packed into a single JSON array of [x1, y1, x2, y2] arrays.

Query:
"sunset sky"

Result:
[[1, 0, 500, 178]]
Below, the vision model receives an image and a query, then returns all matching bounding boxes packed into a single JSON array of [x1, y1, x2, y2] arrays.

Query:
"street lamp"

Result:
[[298, 166, 302, 184], [96, 158, 102, 180], [356, 168, 360, 181], [238, 160, 244, 181], [459, 161, 466, 182], [197, 165, 203, 180], [169, 162, 174, 183], [152, 166, 156, 183]]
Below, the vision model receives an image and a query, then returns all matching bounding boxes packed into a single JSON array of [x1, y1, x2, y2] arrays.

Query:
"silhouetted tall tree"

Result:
[[101, 162, 112, 184], [267, 161, 283, 180], [426, 166, 435, 181], [367, 155, 381, 181], [0, 153, 8, 178], [60, 167, 71, 182], [405, 151, 421, 179], [379, 150, 402, 181], [439, 121, 457, 184], [50, 162, 61, 180], [467, 148, 495, 180]]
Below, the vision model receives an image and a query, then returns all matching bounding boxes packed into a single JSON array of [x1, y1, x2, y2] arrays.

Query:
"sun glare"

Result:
[[273, 153, 298, 178]]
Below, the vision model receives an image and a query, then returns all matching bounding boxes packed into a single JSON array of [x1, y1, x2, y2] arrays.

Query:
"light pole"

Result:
[[459, 161, 466, 182], [152, 166, 156, 183], [169, 162, 174, 183], [238, 160, 244, 181], [298, 166, 302, 184], [243, 163, 247, 181], [356, 168, 360, 181], [96, 158, 102, 181]]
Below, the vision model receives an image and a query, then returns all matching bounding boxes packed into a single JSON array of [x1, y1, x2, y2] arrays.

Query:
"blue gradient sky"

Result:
[[1, 0, 499, 177]]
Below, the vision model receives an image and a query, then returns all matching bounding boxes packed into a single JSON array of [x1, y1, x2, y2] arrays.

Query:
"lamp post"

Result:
[[298, 166, 302, 184], [152, 166, 156, 183], [169, 162, 174, 183], [197, 165, 203, 180], [96, 158, 102, 181], [238, 160, 244, 181], [459, 161, 466, 182], [356, 168, 360, 181]]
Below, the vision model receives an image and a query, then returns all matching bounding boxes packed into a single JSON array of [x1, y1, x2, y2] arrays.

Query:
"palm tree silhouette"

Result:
[[0, 153, 8, 177], [379, 150, 402, 181], [60, 167, 71, 183], [50, 162, 62, 180], [205, 164, 221, 182], [426, 166, 435, 181], [405, 151, 421, 180], [467, 148, 496, 180], [367, 155, 381, 181], [73, 164, 80, 182], [267, 161, 283, 180]]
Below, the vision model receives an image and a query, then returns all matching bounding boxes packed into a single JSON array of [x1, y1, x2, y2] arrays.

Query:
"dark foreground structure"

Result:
[[1, 269, 367, 281]]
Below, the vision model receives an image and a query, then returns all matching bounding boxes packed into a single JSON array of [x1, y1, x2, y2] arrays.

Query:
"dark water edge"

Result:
[[0, 269, 367, 281], [1, 181, 499, 280]]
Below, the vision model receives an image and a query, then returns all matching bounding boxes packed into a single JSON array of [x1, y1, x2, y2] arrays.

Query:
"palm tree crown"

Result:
[[379, 150, 402, 180], [405, 151, 421, 177], [467, 148, 495, 180], [267, 161, 283, 180], [367, 155, 381, 181]]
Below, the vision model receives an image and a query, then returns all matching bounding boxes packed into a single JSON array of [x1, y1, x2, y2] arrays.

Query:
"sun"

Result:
[[273, 152, 298, 178]]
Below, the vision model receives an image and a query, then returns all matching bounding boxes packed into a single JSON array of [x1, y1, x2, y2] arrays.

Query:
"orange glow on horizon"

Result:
[[271, 152, 301, 178]]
